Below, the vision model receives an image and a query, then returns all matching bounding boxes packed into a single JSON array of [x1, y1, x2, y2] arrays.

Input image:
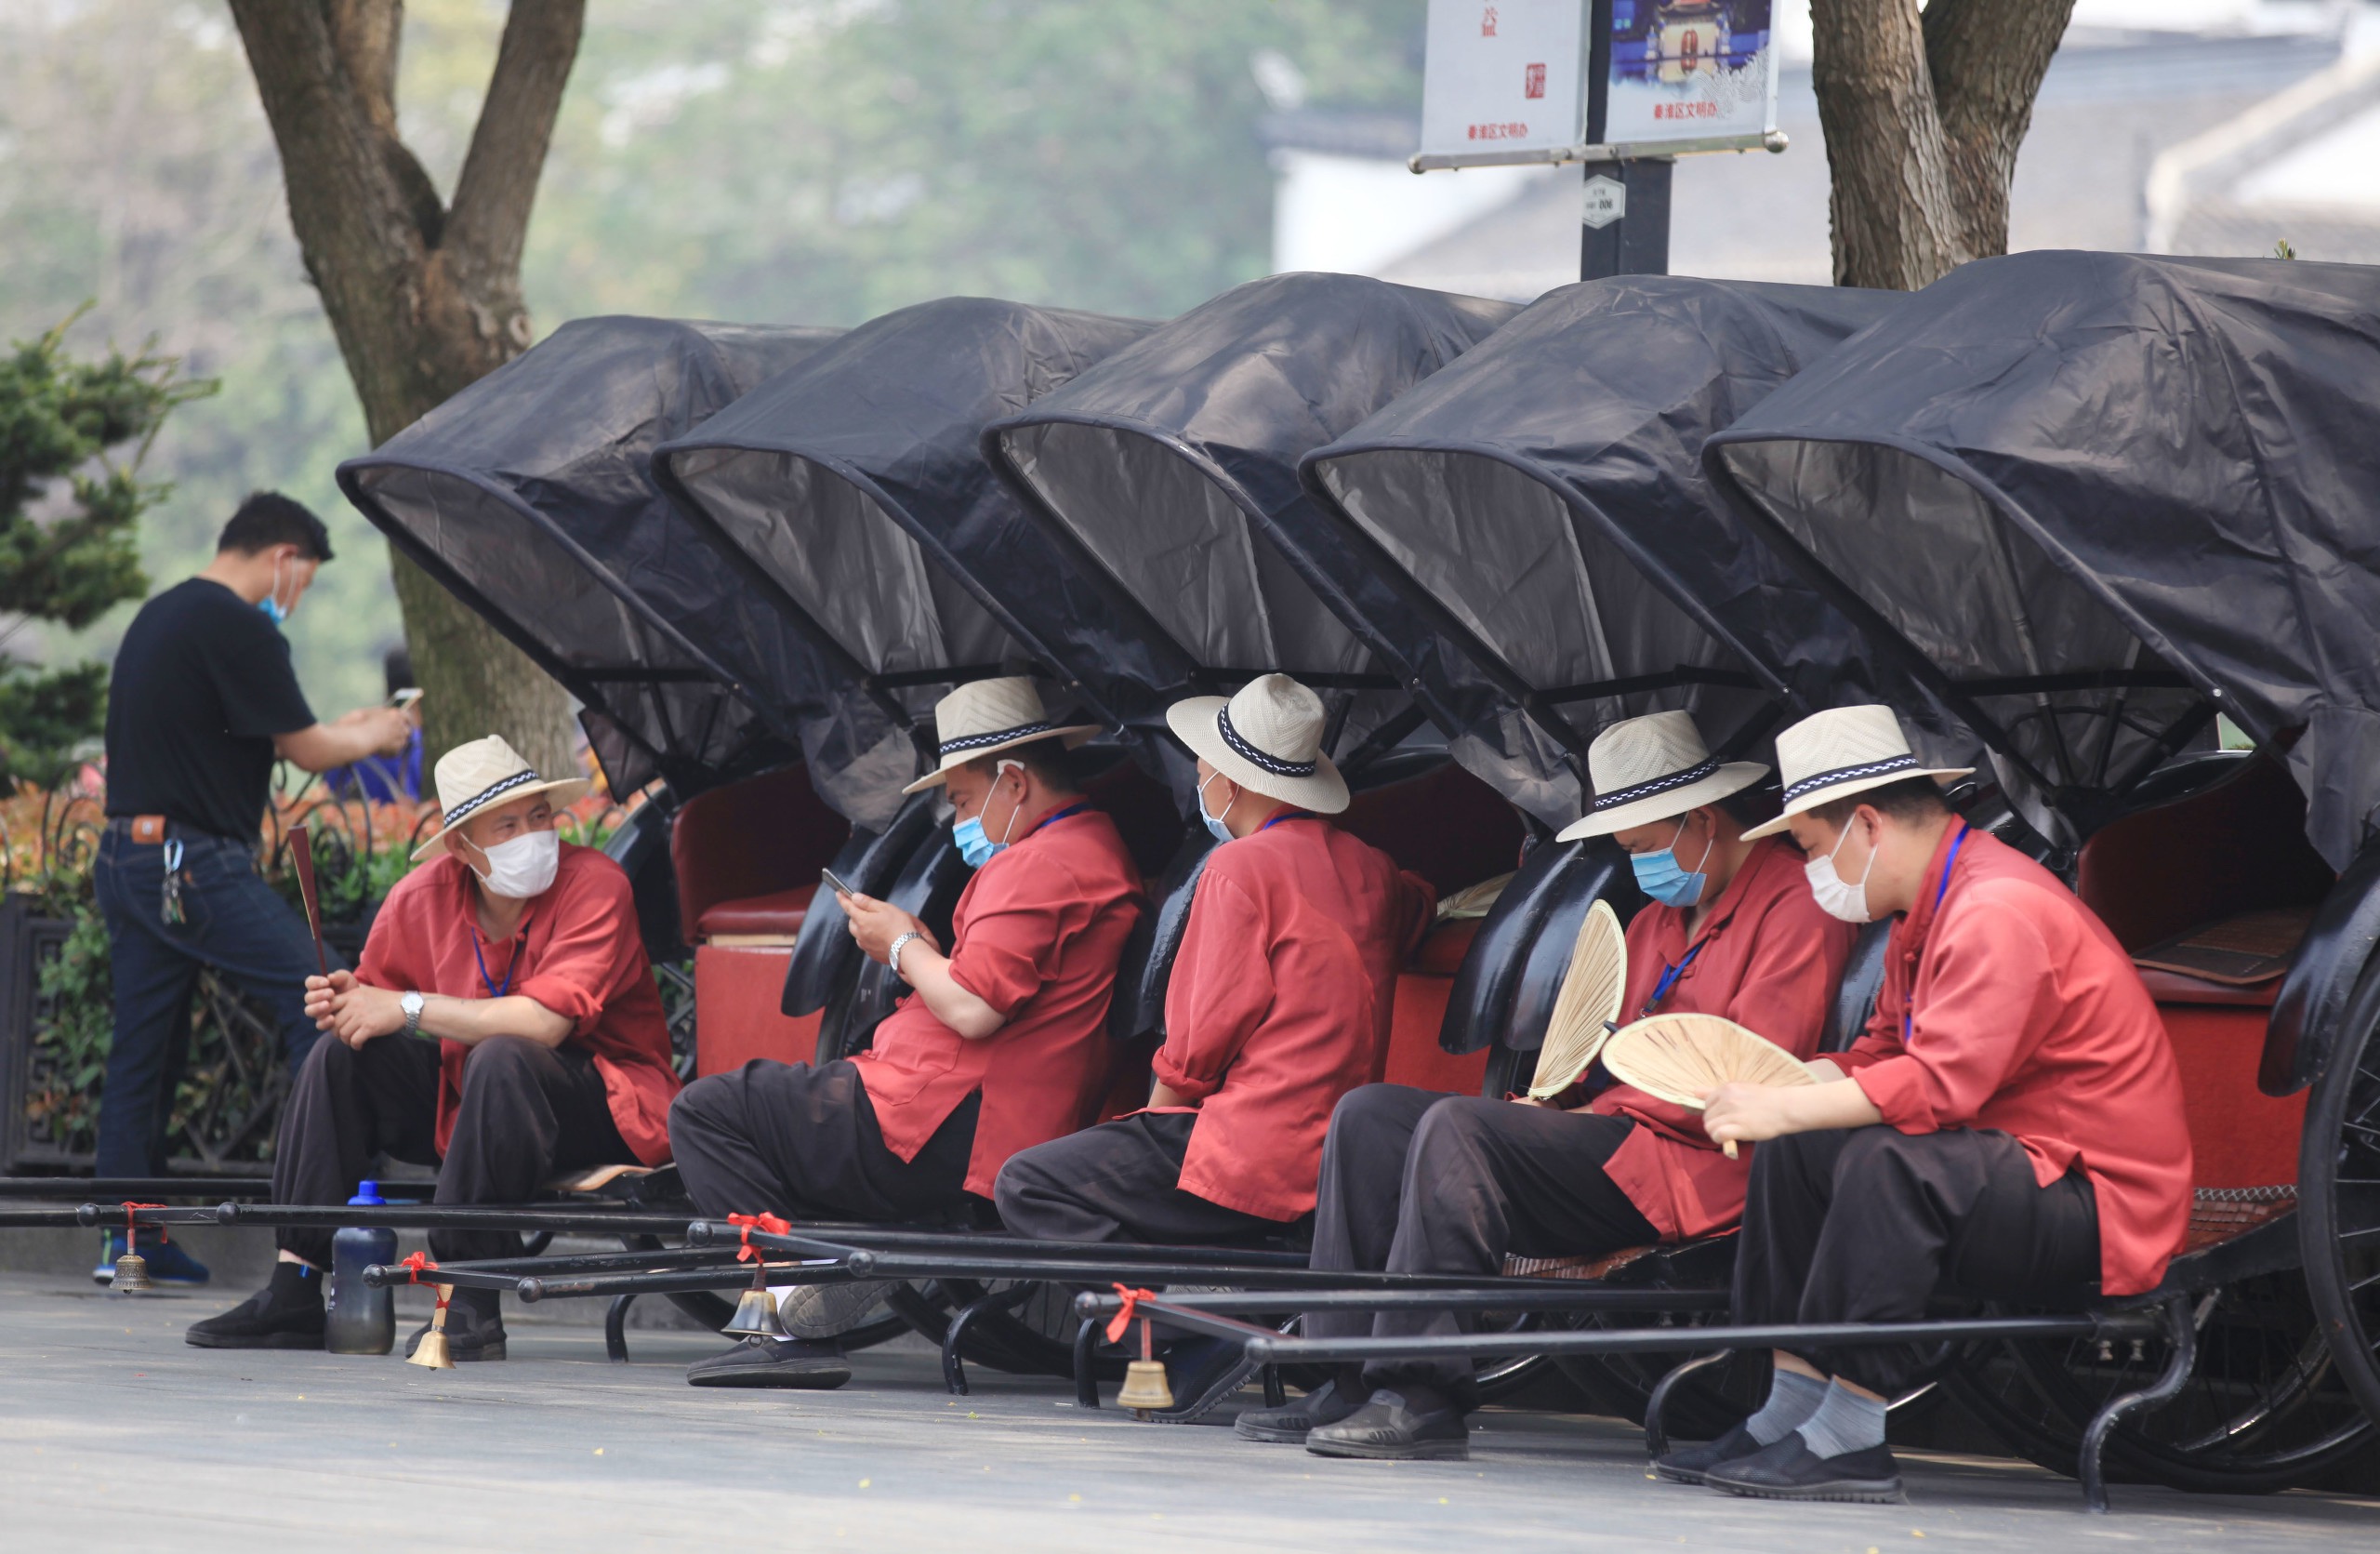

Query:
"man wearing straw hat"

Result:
[[668, 677, 1144, 1389], [185, 737, 679, 1360], [1250, 710, 1855, 1462], [1663, 704, 2189, 1503], [995, 675, 1434, 1292]]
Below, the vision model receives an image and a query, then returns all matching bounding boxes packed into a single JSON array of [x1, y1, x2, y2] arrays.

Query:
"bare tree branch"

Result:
[[1922, 0, 2078, 259], [446, 0, 585, 278], [323, 0, 402, 134]]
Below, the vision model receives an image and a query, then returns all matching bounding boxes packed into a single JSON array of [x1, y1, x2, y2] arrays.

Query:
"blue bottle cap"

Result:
[[348, 1180, 386, 1207]]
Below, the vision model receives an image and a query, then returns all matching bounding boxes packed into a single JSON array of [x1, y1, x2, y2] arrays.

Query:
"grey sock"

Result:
[[1795, 1380, 1888, 1460], [1741, 1367, 1828, 1445]]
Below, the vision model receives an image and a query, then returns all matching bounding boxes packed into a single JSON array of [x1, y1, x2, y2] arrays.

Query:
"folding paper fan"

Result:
[[1526, 899, 1628, 1098], [1601, 1012, 1818, 1157]]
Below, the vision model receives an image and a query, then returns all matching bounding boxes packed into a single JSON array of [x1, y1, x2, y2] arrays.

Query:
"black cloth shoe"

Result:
[[1653, 1422, 1765, 1485], [1304, 1389, 1470, 1462], [1702, 1433, 1905, 1503], [686, 1336, 853, 1389], [186, 1262, 324, 1350], [1236, 1376, 1367, 1443], [404, 1287, 507, 1362]]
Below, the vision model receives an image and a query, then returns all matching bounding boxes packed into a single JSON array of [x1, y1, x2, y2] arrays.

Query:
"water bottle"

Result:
[[326, 1180, 398, 1355]]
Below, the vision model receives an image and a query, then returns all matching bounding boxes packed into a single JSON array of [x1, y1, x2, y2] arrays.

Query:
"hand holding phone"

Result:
[[821, 866, 857, 899]]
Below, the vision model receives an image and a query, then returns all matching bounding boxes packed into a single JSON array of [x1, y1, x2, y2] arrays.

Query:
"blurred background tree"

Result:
[[0, 0, 1421, 737], [0, 313, 212, 789]]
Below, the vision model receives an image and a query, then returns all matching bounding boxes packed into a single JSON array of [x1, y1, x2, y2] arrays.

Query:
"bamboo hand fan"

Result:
[[1601, 1012, 1818, 1158], [1525, 899, 1628, 1098]]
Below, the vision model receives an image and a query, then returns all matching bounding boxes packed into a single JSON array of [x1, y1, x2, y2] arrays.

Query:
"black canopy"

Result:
[[979, 272, 1517, 792], [337, 316, 841, 798], [1292, 276, 1913, 829], [1706, 250, 2380, 865], [652, 297, 1155, 830]]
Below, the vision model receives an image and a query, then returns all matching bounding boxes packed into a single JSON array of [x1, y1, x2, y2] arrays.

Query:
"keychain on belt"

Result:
[[159, 838, 187, 927]]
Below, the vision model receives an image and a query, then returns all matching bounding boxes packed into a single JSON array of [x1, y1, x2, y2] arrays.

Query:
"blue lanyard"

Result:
[[1260, 810, 1316, 831], [1641, 936, 1708, 1018], [1902, 824, 1971, 1042], [1035, 802, 1089, 832], [471, 935, 517, 1001]]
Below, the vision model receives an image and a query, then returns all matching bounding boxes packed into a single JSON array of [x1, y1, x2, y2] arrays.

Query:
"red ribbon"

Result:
[[1105, 1283, 1157, 1346], [120, 1202, 165, 1254], [400, 1250, 438, 1285], [728, 1212, 792, 1266]]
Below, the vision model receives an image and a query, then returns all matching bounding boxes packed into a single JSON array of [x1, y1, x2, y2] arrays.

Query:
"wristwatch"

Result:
[[887, 931, 921, 981], [401, 990, 425, 1039]]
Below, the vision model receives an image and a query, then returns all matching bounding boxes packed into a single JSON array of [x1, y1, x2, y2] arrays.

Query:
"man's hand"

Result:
[[304, 970, 405, 1050], [840, 890, 935, 965], [1699, 1081, 1800, 1149], [356, 705, 414, 757]]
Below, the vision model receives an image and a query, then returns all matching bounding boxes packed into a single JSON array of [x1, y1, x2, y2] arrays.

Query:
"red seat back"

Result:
[[670, 764, 850, 942]]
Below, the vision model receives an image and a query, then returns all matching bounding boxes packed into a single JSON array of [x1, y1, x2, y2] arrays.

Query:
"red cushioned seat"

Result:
[[694, 884, 817, 941], [2135, 966, 2281, 1008]]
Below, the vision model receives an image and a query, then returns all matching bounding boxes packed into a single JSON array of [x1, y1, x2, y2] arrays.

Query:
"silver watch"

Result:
[[887, 931, 921, 981], [402, 990, 425, 1038]]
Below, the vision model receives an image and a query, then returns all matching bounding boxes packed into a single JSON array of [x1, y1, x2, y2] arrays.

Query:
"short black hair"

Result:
[[1805, 776, 1951, 830], [964, 736, 1081, 794], [383, 645, 416, 699], [218, 491, 334, 562]]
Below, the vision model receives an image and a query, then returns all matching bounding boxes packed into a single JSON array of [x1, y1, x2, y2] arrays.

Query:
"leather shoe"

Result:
[[686, 1335, 853, 1389], [1236, 1376, 1365, 1443], [1304, 1390, 1469, 1462], [1653, 1422, 1765, 1485], [1702, 1433, 1905, 1503]]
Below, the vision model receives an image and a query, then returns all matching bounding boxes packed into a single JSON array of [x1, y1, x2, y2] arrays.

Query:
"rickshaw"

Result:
[[1696, 248, 2380, 1491]]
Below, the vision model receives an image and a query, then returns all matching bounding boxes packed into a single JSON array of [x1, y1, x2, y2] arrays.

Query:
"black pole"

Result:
[[1580, 158, 1673, 280]]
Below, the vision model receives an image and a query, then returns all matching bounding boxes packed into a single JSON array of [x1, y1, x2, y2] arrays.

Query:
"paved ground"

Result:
[[3, 1270, 2373, 1553]]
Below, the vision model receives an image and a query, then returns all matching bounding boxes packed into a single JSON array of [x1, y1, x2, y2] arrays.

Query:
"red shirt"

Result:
[[1154, 818, 1435, 1221], [356, 844, 679, 1165], [1589, 837, 1857, 1239], [1835, 825, 2193, 1296], [853, 806, 1144, 1198]]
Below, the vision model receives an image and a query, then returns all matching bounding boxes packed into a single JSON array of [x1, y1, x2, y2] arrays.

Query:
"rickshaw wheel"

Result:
[[1945, 1268, 2371, 1493], [2299, 955, 2380, 1429]]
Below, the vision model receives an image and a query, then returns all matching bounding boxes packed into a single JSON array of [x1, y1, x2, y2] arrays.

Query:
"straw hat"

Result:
[[412, 736, 590, 861], [1556, 711, 1767, 842], [900, 677, 1102, 794], [1740, 705, 1974, 840], [1165, 673, 1350, 814]]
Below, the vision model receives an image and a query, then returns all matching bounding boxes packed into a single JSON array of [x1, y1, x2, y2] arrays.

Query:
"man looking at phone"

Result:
[[93, 493, 413, 1285], [668, 678, 1144, 1390], [186, 737, 679, 1359]]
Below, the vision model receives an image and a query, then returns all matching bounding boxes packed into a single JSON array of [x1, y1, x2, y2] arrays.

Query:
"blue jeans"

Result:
[[92, 824, 333, 1176]]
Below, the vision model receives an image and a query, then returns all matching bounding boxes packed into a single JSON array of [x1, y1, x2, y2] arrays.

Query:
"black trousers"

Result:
[[272, 1033, 632, 1266], [1735, 1124, 2101, 1396], [668, 1058, 981, 1225], [1306, 1083, 1659, 1401], [994, 1111, 1300, 1246]]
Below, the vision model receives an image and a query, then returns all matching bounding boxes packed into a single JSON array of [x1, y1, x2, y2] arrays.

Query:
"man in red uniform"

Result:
[[668, 678, 1144, 1390], [186, 737, 678, 1361], [1249, 710, 1855, 1461], [995, 673, 1435, 1263], [1665, 704, 2192, 1503]]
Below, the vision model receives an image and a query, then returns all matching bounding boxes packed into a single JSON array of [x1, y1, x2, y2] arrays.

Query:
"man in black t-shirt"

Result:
[[94, 493, 411, 1284]]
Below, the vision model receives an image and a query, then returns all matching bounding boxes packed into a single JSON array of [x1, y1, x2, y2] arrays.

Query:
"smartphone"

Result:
[[820, 866, 857, 899], [388, 686, 424, 710]]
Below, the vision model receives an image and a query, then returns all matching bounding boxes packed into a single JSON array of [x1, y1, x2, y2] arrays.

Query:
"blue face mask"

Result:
[[1196, 772, 1236, 844], [1630, 817, 1716, 909], [951, 761, 1025, 869], [258, 595, 288, 627]]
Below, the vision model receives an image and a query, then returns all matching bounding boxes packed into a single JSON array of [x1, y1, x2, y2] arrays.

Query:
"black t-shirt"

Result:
[[105, 578, 316, 840]]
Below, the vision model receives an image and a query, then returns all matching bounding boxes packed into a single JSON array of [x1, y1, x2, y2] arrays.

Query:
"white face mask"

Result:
[[467, 829, 560, 900], [1804, 818, 1876, 924]]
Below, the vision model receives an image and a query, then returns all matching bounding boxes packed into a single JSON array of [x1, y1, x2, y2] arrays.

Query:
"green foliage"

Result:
[[0, 312, 213, 786], [25, 866, 111, 1155]]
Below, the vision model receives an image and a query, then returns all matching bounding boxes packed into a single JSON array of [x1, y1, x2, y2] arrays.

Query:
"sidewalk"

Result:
[[2, 1270, 2371, 1553]]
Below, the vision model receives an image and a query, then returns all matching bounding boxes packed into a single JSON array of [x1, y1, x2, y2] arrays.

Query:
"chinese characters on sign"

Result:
[[1418, 0, 1584, 164], [1604, 0, 1778, 146]]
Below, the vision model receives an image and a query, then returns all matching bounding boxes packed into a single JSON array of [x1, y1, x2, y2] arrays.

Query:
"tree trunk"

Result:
[[1813, 0, 2075, 290], [229, 0, 585, 778]]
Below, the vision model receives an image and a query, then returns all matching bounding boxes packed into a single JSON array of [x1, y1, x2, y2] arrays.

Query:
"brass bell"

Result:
[[1117, 1359, 1174, 1415], [723, 1282, 789, 1341], [408, 1284, 457, 1369], [110, 1249, 153, 1295]]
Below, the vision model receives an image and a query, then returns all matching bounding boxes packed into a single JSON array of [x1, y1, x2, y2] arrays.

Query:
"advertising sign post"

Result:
[[1413, 0, 1783, 282]]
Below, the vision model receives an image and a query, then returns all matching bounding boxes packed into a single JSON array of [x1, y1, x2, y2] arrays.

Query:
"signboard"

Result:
[[1417, 1, 1586, 166], [1602, 0, 1778, 148], [1413, 0, 1781, 168]]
